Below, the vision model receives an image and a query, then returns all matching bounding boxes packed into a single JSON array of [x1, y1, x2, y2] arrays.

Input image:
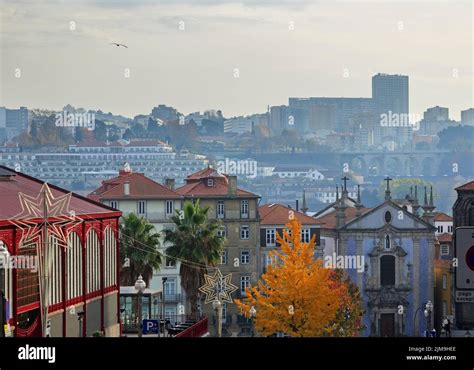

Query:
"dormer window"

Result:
[[207, 179, 214, 187]]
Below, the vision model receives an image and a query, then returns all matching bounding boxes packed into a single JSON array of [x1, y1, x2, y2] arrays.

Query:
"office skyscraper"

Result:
[[0, 106, 29, 143], [372, 73, 409, 117]]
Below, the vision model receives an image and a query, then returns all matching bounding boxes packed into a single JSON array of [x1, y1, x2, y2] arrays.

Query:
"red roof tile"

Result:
[[186, 167, 226, 181], [176, 168, 258, 198], [456, 181, 474, 191], [259, 204, 323, 225], [434, 212, 453, 222], [0, 166, 117, 220], [89, 172, 181, 200]]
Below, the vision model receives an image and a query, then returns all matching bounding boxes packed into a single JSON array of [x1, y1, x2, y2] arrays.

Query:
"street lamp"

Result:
[[162, 277, 168, 337], [212, 299, 222, 338], [249, 306, 257, 337], [134, 275, 146, 338]]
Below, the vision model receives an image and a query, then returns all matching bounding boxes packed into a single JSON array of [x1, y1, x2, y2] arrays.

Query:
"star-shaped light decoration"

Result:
[[199, 268, 238, 304], [9, 183, 83, 248]]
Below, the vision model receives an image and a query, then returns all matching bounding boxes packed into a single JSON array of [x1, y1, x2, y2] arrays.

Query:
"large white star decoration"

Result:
[[199, 269, 238, 304], [9, 183, 83, 248]]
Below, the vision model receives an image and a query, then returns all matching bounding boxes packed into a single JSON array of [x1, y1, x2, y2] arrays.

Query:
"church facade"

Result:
[[315, 179, 437, 336]]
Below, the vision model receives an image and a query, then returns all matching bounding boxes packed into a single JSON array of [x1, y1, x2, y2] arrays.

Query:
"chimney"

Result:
[[119, 162, 132, 176], [228, 175, 237, 196], [295, 199, 299, 212], [124, 181, 130, 196], [165, 178, 175, 190], [301, 189, 308, 214]]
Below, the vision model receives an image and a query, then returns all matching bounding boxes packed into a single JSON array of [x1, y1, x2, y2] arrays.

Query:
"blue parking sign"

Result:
[[143, 319, 160, 335]]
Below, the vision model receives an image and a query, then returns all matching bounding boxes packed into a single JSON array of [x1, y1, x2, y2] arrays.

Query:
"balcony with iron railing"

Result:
[[123, 211, 175, 222], [216, 210, 257, 220], [156, 293, 182, 303]]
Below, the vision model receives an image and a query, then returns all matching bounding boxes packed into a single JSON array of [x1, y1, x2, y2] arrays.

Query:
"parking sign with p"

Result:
[[142, 319, 160, 335]]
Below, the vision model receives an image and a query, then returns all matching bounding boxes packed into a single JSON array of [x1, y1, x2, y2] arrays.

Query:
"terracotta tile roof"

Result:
[[176, 168, 258, 198], [437, 233, 452, 243], [185, 167, 226, 181], [259, 204, 324, 225], [434, 212, 453, 222], [0, 165, 117, 220], [88, 172, 181, 200], [456, 181, 474, 191], [316, 207, 371, 229]]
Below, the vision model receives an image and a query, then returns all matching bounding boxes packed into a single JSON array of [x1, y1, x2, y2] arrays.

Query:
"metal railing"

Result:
[[156, 293, 182, 302], [219, 210, 257, 220], [122, 211, 174, 222], [175, 317, 209, 338]]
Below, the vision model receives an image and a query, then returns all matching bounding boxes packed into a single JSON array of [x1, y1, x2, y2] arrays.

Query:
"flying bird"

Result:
[[110, 42, 128, 48]]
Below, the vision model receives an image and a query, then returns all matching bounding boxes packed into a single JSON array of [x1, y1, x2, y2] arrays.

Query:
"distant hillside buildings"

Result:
[[0, 138, 208, 189], [461, 108, 474, 126], [0, 107, 29, 143], [270, 73, 413, 150]]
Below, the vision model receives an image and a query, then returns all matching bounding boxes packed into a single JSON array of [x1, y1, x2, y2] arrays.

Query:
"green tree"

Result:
[[131, 122, 146, 137], [107, 124, 121, 141], [164, 200, 225, 315], [74, 127, 84, 143], [326, 269, 364, 337], [437, 125, 474, 151], [147, 117, 162, 134], [93, 120, 108, 141], [122, 128, 133, 140], [120, 213, 162, 287], [30, 121, 39, 141]]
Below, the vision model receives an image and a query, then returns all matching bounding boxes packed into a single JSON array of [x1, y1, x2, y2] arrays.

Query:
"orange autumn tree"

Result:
[[235, 218, 363, 337]]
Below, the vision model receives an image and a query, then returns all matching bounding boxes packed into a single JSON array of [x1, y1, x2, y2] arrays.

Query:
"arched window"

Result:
[[380, 255, 396, 286], [385, 235, 391, 249], [17, 236, 40, 308], [104, 228, 117, 288], [67, 232, 82, 300], [86, 230, 100, 294], [47, 235, 62, 305]]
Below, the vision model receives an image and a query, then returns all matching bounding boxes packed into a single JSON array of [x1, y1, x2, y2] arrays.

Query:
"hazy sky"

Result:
[[0, 0, 472, 119]]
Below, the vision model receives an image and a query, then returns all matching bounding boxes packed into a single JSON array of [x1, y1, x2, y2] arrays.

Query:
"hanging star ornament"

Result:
[[9, 183, 83, 248], [199, 269, 238, 304]]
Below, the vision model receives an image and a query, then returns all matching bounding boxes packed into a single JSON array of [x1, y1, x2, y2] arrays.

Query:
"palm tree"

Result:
[[164, 200, 225, 316], [120, 213, 162, 287]]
